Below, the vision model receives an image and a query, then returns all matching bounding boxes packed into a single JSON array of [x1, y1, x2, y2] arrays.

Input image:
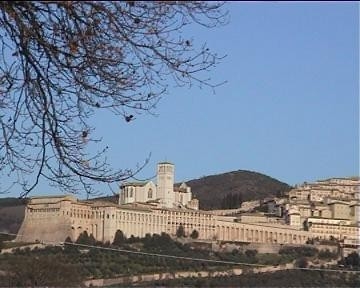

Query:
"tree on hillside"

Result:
[[176, 224, 186, 238], [5, 255, 82, 286], [190, 229, 199, 239], [221, 192, 243, 209], [64, 236, 72, 243], [295, 257, 308, 268], [75, 231, 95, 245], [341, 252, 360, 267], [0, 1, 228, 197], [112, 229, 126, 246]]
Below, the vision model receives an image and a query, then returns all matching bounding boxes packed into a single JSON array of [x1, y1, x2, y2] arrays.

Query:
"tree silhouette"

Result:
[[75, 231, 95, 245], [295, 257, 308, 268], [190, 229, 199, 239], [64, 236, 72, 243], [344, 252, 360, 267], [112, 230, 126, 246], [176, 224, 185, 238], [0, 1, 228, 197], [221, 192, 243, 209]]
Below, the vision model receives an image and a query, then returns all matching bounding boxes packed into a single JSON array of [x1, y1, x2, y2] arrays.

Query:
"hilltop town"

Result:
[[15, 162, 360, 257]]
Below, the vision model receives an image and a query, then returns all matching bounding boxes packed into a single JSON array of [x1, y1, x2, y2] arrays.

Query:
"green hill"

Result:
[[185, 170, 292, 210]]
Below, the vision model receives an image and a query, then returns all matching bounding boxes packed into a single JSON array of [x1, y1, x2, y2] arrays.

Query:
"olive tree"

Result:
[[0, 1, 227, 197]]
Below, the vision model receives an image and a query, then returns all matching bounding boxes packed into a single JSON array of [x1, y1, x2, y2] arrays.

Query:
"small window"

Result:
[[148, 188, 153, 199]]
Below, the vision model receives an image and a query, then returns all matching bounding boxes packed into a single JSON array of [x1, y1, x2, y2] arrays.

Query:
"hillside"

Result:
[[184, 170, 292, 210], [0, 198, 26, 234]]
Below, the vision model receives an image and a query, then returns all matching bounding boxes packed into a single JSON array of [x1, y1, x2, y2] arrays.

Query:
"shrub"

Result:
[[245, 249, 257, 258], [279, 246, 317, 257], [112, 230, 126, 246], [190, 229, 199, 239], [344, 252, 360, 267], [64, 236, 72, 243], [76, 231, 96, 246], [295, 257, 308, 268], [318, 249, 337, 260], [176, 225, 186, 238]]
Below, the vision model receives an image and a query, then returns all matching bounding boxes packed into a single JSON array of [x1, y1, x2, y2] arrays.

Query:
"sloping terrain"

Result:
[[184, 170, 292, 210], [0, 198, 26, 234]]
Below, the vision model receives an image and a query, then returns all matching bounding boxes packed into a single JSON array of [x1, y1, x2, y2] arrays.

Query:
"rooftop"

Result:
[[158, 161, 174, 165], [121, 181, 149, 187]]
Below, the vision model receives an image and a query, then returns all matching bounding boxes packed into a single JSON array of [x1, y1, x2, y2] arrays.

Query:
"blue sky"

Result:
[[3, 2, 360, 197]]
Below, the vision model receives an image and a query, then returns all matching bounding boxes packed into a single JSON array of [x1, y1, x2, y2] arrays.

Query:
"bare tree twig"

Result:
[[0, 1, 228, 197]]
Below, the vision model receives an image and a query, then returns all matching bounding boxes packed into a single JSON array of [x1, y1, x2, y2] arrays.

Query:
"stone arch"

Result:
[[231, 227, 235, 240], [254, 230, 259, 242]]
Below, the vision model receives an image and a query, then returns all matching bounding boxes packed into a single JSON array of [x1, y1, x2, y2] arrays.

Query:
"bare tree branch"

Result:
[[0, 1, 228, 197]]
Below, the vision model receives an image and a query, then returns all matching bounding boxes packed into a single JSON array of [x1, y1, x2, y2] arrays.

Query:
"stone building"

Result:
[[16, 194, 313, 245], [285, 177, 360, 244], [305, 217, 359, 240], [289, 177, 359, 202], [119, 162, 196, 209], [15, 167, 359, 248], [16, 162, 316, 246]]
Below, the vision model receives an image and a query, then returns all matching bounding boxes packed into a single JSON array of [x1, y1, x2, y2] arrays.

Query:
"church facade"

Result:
[[119, 162, 198, 210]]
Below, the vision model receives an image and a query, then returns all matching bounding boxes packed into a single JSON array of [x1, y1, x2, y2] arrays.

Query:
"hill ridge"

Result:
[[183, 169, 291, 210]]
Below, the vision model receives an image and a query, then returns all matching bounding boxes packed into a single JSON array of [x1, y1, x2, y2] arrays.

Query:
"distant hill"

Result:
[[0, 197, 26, 208], [184, 170, 292, 210], [0, 198, 27, 234]]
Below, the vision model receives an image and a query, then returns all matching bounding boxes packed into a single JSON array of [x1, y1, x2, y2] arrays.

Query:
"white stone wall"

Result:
[[119, 163, 195, 209], [18, 196, 319, 246], [329, 202, 351, 219], [119, 181, 157, 205], [18, 177, 359, 246]]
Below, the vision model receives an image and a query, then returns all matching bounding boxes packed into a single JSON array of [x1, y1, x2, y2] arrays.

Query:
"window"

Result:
[[148, 188, 153, 199]]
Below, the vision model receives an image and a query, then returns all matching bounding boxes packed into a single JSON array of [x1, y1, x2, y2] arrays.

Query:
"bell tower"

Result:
[[156, 162, 175, 208]]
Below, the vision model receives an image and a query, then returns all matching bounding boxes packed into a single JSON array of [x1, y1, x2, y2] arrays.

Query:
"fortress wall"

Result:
[[113, 207, 217, 240], [15, 196, 327, 246], [16, 211, 72, 243]]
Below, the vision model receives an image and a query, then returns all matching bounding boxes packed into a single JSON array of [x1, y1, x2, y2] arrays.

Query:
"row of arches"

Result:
[[216, 224, 308, 244]]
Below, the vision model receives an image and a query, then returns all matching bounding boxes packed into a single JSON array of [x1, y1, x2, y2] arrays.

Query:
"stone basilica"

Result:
[[16, 162, 359, 249], [119, 162, 199, 210]]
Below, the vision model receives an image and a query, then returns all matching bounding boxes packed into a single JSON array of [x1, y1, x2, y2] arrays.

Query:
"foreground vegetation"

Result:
[[133, 269, 360, 287], [0, 230, 356, 287]]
